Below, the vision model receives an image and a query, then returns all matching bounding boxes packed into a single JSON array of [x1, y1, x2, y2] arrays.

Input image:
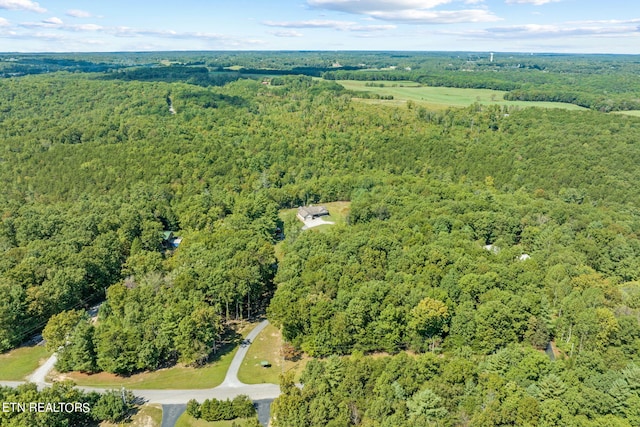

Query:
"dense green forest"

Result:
[[1, 52, 640, 425]]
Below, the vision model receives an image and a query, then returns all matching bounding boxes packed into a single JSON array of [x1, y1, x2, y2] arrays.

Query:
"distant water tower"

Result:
[[490, 52, 494, 63]]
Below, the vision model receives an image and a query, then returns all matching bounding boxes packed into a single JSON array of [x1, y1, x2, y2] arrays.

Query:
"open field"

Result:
[[0, 345, 51, 381], [237, 323, 309, 385], [52, 321, 258, 389], [176, 414, 256, 427], [336, 80, 588, 111]]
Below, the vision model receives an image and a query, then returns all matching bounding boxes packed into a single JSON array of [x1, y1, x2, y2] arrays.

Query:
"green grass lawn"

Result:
[[54, 321, 258, 389], [60, 355, 234, 390], [0, 345, 51, 381], [321, 201, 350, 226], [612, 110, 640, 117], [279, 201, 351, 234], [175, 414, 257, 427], [237, 324, 281, 384], [336, 80, 587, 111], [101, 404, 163, 427], [237, 323, 309, 385]]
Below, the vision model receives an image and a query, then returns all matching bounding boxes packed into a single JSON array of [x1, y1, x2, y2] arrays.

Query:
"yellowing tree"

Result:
[[408, 297, 450, 352]]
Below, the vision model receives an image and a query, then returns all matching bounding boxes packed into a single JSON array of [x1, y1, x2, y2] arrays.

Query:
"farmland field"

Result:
[[335, 80, 588, 110]]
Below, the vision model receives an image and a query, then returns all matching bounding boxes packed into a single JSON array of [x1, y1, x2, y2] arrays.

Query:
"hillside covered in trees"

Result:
[[1, 52, 640, 425]]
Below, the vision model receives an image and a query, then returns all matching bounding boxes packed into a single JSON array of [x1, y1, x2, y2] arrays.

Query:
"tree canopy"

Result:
[[1, 52, 640, 424]]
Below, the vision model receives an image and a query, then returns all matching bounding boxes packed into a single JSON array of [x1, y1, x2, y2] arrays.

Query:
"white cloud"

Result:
[[505, 0, 560, 5], [28, 21, 103, 31], [453, 22, 640, 39], [71, 24, 103, 32], [308, 0, 454, 13], [307, 0, 499, 24], [66, 9, 93, 18], [268, 30, 304, 37], [350, 24, 398, 31], [264, 19, 355, 30], [369, 9, 499, 23], [17, 21, 234, 41], [566, 18, 640, 25], [0, 0, 45, 13], [0, 23, 264, 50], [0, 17, 10, 26], [110, 26, 234, 42], [23, 31, 63, 40], [264, 19, 396, 32], [42, 17, 63, 25]]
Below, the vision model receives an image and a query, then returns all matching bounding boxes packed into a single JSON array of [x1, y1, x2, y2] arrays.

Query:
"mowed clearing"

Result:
[[275, 201, 350, 262], [336, 80, 587, 111], [279, 201, 350, 229], [237, 323, 310, 385], [613, 110, 640, 117], [0, 345, 51, 381]]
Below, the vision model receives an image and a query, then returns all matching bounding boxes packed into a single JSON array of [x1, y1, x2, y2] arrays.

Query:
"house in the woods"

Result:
[[297, 205, 329, 222], [162, 230, 182, 249], [483, 244, 500, 254]]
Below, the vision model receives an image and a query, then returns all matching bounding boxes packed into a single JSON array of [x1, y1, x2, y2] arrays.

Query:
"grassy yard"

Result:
[[275, 201, 351, 260], [101, 404, 163, 427], [336, 80, 587, 111], [0, 345, 51, 381], [175, 414, 257, 427], [279, 201, 351, 230], [613, 110, 640, 117], [237, 323, 309, 385], [52, 321, 258, 389], [319, 201, 350, 226]]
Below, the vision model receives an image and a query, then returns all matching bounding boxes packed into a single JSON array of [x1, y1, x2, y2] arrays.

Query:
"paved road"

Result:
[[0, 381, 25, 388], [221, 319, 270, 388], [161, 404, 186, 427], [255, 399, 274, 427], [26, 352, 57, 386], [71, 383, 281, 405]]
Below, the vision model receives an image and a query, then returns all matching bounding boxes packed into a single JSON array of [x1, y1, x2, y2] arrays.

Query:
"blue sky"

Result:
[[0, 0, 638, 53]]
